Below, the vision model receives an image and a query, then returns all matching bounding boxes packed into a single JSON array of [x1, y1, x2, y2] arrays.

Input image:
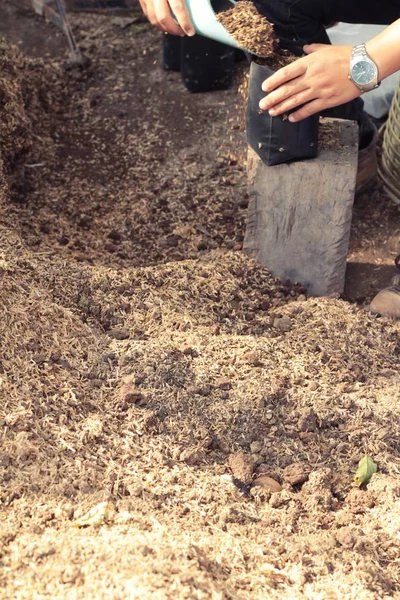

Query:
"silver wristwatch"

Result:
[[348, 43, 380, 93]]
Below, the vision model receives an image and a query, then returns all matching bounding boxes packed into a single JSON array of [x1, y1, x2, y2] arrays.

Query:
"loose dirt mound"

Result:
[[0, 39, 62, 203], [0, 10, 399, 600]]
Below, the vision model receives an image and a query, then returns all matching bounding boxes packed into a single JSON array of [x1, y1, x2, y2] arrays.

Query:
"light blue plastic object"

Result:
[[184, 0, 240, 48]]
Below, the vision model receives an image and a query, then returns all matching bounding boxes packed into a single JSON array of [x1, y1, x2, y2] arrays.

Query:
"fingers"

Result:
[[140, 0, 164, 32], [303, 43, 327, 54], [261, 59, 307, 93], [138, 0, 146, 14], [169, 0, 195, 35], [140, 0, 195, 36], [259, 77, 307, 111], [152, 0, 185, 35], [288, 98, 329, 122], [267, 89, 317, 117]]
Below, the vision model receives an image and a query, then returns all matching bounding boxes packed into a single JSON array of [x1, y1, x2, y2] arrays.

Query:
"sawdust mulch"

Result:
[[0, 7, 400, 600]]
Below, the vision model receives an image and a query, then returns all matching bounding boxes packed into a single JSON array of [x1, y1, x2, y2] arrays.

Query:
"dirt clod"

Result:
[[110, 327, 130, 340], [249, 440, 263, 454], [180, 448, 205, 466], [228, 453, 256, 485], [119, 375, 148, 406], [273, 316, 293, 332], [269, 489, 292, 508], [217, 378, 232, 390], [282, 463, 309, 486], [345, 487, 376, 512], [298, 409, 319, 432], [252, 476, 282, 493]]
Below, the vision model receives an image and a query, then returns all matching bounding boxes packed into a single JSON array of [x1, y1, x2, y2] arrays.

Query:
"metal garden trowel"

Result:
[[54, 0, 83, 64]]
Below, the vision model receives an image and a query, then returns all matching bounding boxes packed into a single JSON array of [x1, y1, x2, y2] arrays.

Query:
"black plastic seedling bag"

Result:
[[162, 33, 182, 72], [247, 61, 319, 166], [181, 34, 235, 93], [162, 34, 235, 93]]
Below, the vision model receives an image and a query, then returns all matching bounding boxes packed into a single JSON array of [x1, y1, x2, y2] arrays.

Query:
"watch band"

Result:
[[352, 43, 367, 61]]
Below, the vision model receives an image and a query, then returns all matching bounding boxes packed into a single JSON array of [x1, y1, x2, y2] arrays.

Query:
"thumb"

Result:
[[303, 43, 327, 54]]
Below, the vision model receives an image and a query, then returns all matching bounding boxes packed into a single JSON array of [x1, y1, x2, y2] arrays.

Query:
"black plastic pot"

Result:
[[181, 34, 235, 93], [162, 33, 182, 72], [246, 61, 319, 166]]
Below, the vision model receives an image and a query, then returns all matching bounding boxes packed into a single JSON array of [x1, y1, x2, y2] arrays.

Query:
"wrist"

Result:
[[365, 20, 400, 81], [365, 41, 386, 80]]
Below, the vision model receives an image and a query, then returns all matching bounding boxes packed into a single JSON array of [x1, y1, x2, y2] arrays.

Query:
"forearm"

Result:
[[366, 19, 400, 81]]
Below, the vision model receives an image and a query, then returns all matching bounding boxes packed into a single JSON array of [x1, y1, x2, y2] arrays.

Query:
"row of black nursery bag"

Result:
[[162, 34, 318, 166]]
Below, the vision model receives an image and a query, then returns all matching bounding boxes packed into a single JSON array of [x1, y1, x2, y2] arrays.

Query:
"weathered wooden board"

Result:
[[243, 118, 359, 297]]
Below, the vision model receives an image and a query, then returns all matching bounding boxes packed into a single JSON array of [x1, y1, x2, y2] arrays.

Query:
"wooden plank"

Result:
[[243, 118, 359, 297]]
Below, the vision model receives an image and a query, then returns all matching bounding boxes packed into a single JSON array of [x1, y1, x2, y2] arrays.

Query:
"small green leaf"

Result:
[[354, 456, 377, 487]]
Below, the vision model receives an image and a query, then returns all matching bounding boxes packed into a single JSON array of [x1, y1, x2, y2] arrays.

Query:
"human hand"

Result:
[[138, 0, 195, 37], [259, 44, 362, 122]]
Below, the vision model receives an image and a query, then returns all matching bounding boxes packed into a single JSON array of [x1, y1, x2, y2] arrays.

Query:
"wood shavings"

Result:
[[0, 5, 399, 600], [72, 502, 111, 527], [217, 1, 276, 58], [216, 1, 297, 67]]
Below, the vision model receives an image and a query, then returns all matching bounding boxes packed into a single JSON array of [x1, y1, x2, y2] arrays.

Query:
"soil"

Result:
[[217, 1, 276, 60], [0, 2, 400, 599], [217, 1, 297, 69]]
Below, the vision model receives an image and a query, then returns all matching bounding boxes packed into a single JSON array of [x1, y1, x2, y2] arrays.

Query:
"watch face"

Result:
[[352, 60, 376, 85]]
